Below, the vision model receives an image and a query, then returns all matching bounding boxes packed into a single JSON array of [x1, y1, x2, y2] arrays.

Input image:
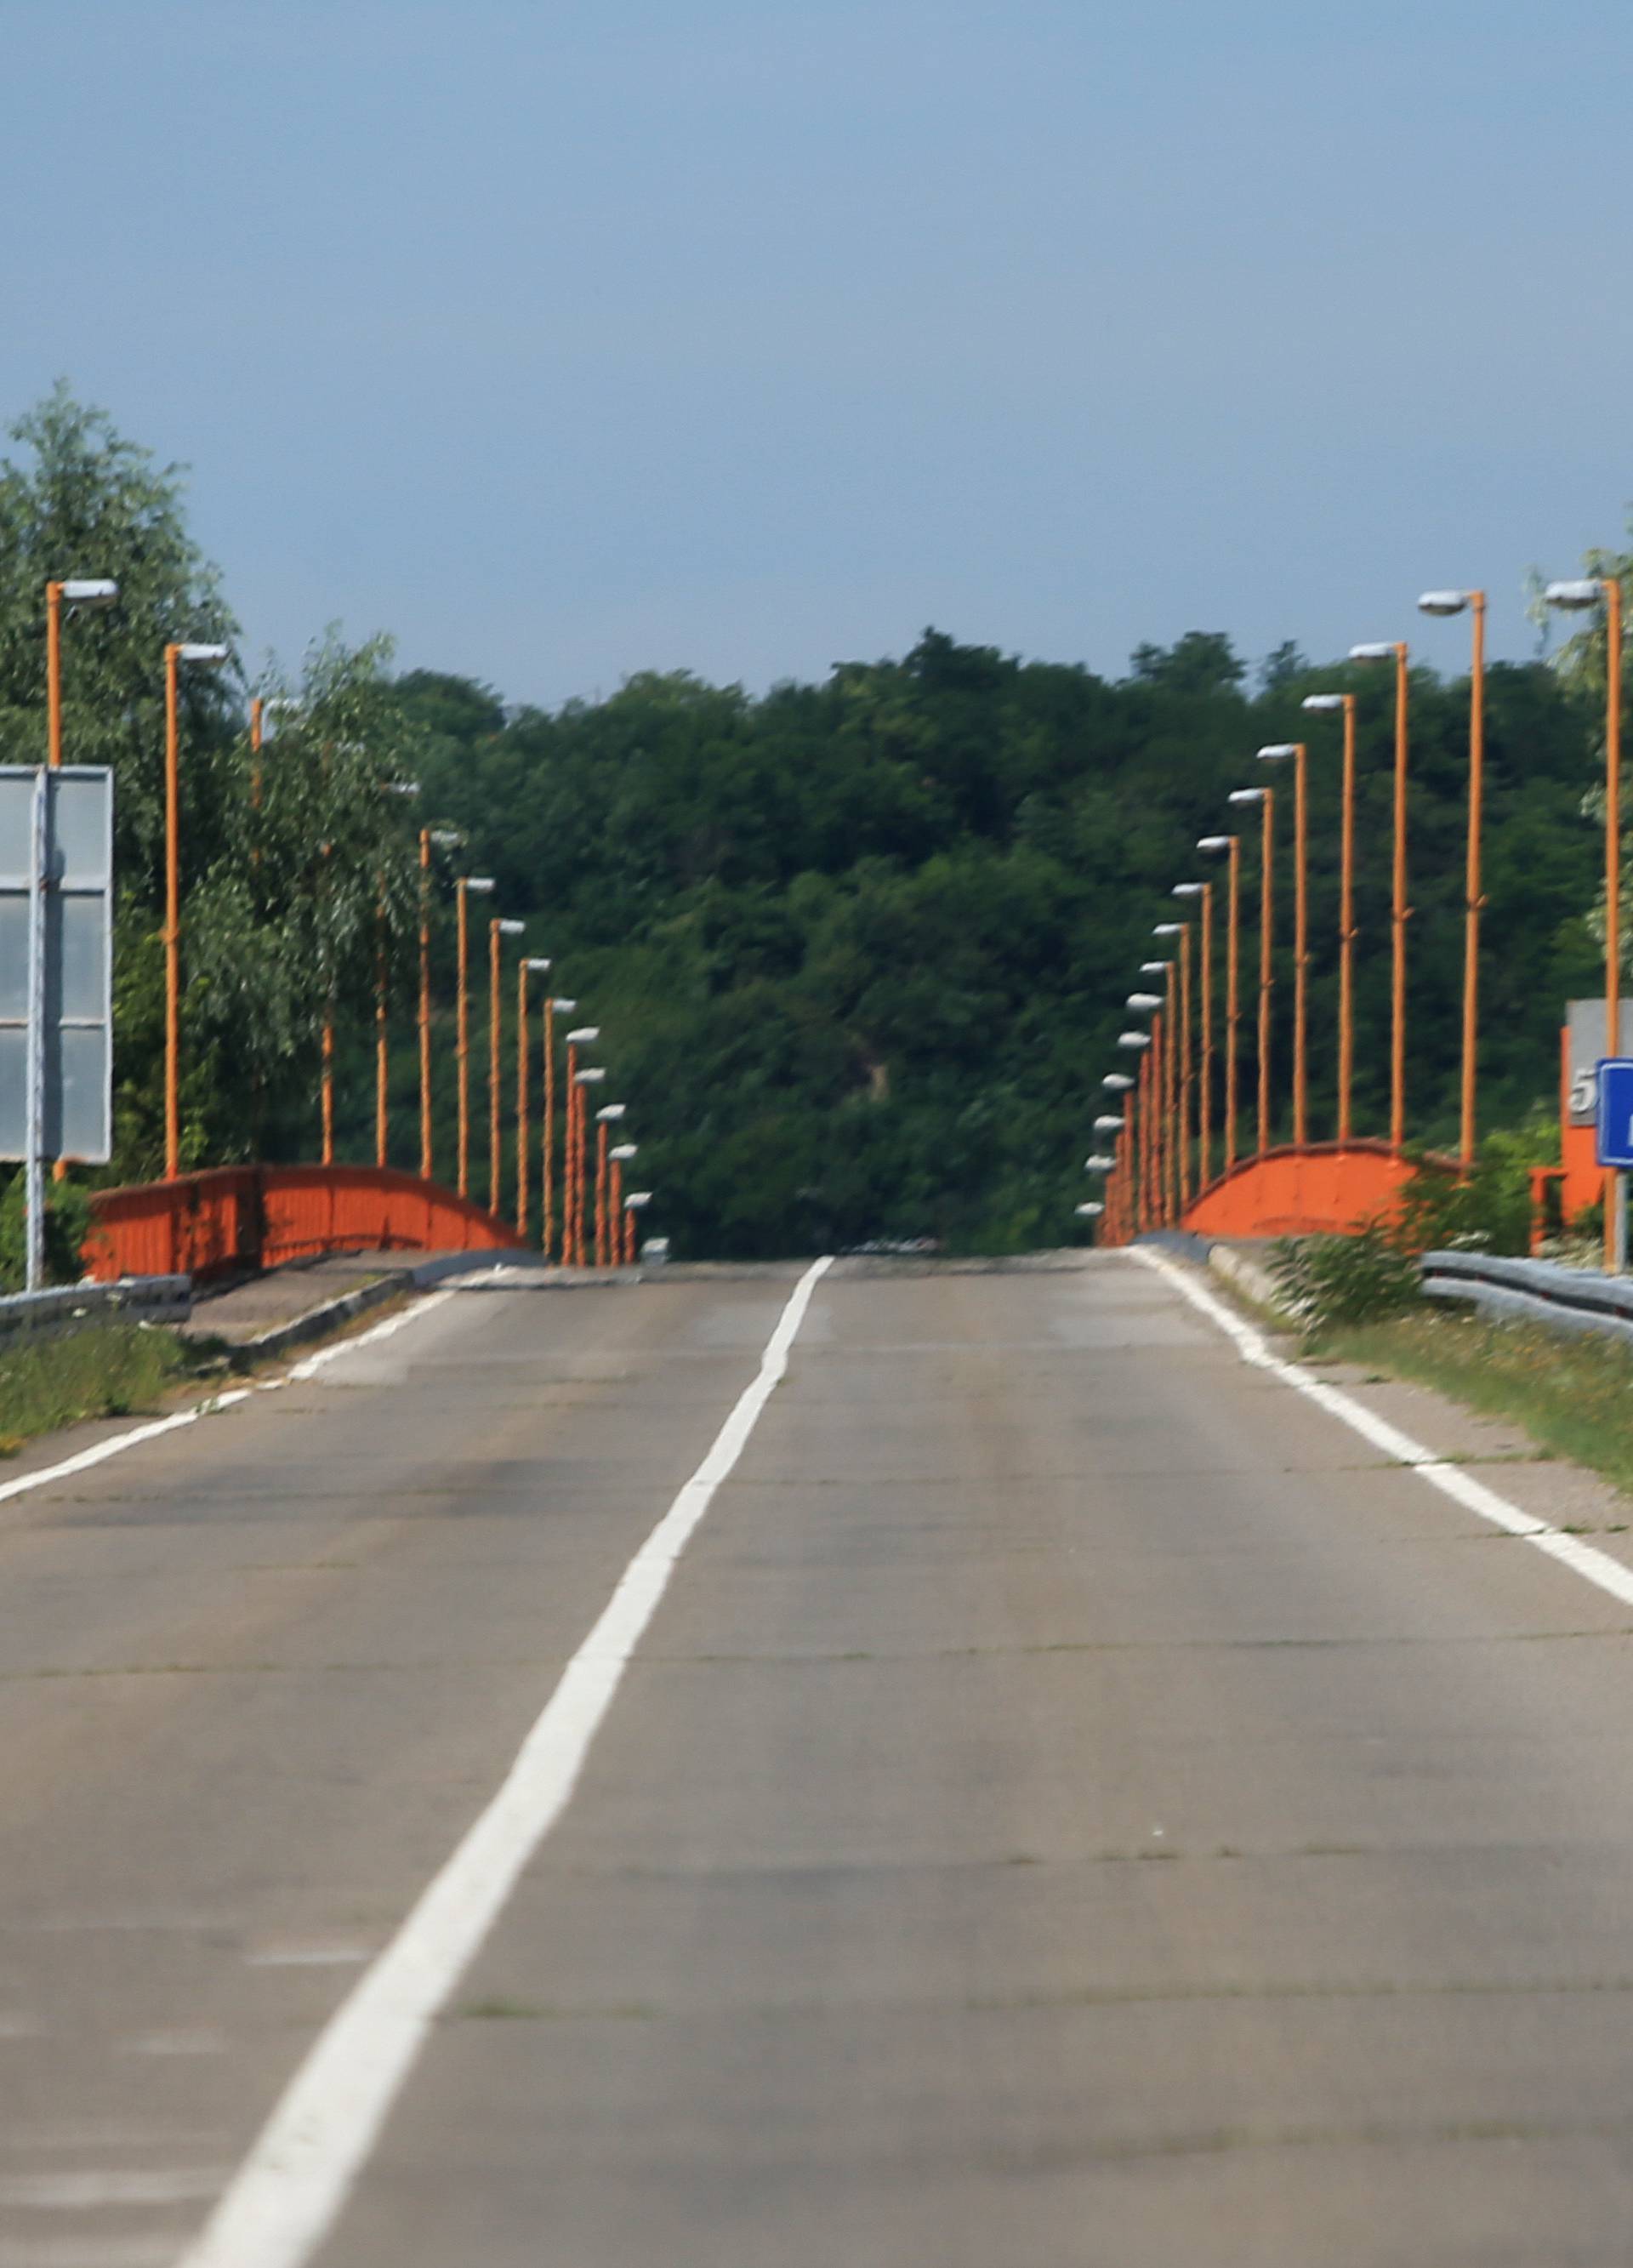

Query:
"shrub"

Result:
[[0, 1171, 95, 1291], [1267, 1226, 1423, 1334]]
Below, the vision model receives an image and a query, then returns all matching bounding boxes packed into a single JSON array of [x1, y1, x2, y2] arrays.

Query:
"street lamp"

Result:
[[1084, 1154, 1118, 1171], [572, 1066, 606, 1265], [368, 780, 421, 1170], [1228, 785, 1274, 1159], [162, 640, 230, 1178], [623, 1188, 651, 1265], [594, 1101, 626, 1266], [563, 1031, 601, 1262], [1155, 919, 1193, 1209], [1172, 881, 1215, 1188], [1300, 693, 1359, 1143], [453, 876, 496, 1199], [1198, 834, 1242, 1174], [489, 917, 526, 1215], [45, 579, 117, 770], [1417, 590, 1488, 1170], [608, 1135, 637, 1265], [1101, 1073, 1134, 1091], [541, 995, 577, 1260], [1092, 1115, 1125, 1133], [418, 827, 463, 1180], [1350, 638, 1411, 1152], [1257, 744, 1309, 1148], [1546, 574, 1624, 1268], [516, 956, 552, 1239]]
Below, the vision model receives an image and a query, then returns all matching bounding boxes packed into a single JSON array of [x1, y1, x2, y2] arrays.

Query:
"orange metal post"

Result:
[[1459, 597, 1488, 1170], [516, 960, 531, 1239], [1225, 837, 1241, 1176], [623, 1204, 636, 1266], [1292, 742, 1309, 1150], [46, 581, 63, 768], [563, 1045, 580, 1262], [1338, 697, 1357, 1143], [542, 999, 556, 1258], [249, 694, 264, 808], [1164, 967, 1178, 1222], [321, 1014, 335, 1167], [1391, 642, 1410, 1154], [1197, 884, 1214, 1190], [162, 646, 182, 1179], [609, 1154, 623, 1262], [488, 919, 503, 1217], [595, 1118, 610, 1267], [1177, 926, 1193, 1209], [374, 899, 389, 1169], [418, 832, 433, 1180], [1605, 578, 1624, 1271], [1258, 790, 1275, 1160], [455, 882, 471, 1199]]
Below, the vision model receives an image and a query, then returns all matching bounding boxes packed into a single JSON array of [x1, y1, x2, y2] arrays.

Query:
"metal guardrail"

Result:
[[1420, 1249, 1633, 1347], [0, 1274, 192, 1342]]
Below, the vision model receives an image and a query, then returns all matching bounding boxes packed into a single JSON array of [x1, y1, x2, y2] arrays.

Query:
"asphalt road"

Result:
[[5, 1251, 1633, 2265]]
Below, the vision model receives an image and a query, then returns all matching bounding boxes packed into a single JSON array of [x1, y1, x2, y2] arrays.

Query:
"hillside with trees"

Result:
[[0, 388, 1609, 1260]]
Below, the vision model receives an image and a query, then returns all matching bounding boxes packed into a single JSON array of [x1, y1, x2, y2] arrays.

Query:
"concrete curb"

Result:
[[229, 1250, 543, 1369]]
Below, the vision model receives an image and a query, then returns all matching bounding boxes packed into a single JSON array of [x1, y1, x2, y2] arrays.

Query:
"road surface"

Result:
[[3, 1250, 1633, 2265]]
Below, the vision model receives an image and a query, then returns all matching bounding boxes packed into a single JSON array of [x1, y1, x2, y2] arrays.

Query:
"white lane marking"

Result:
[[0, 1285, 465, 1516], [175, 1255, 834, 2268], [243, 1946, 370, 1970], [1135, 1246, 1633, 1612]]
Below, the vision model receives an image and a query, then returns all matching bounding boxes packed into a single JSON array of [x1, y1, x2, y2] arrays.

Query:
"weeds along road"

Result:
[[4, 1251, 1633, 2265]]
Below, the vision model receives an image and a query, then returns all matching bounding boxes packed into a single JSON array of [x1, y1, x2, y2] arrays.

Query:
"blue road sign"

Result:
[[1596, 1057, 1633, 1169]]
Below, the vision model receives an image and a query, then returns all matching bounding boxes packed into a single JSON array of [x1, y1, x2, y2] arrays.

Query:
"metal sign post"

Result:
[[1593, 1056, 1633, 1274], [0, 766, 115, 1289]]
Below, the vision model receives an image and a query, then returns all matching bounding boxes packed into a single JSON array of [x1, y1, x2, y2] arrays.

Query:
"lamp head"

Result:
[[566, 1025, 600, 1044], [1256, 743, 1300, 761], [1101, 1073, 1134, 1091], [595, 1103, 627, 1121], [462, 875, 496, 893], [525, 957, 552, 972], [1347, 641, 1397, 661], [575, 1066, 607, 1085], [1075, 1201, 1104, 1219], [1084, 1154, 1118, 1171], [1545, 578, 1605, 611], [1300, 693, 1346, 713], [1418, 590, 1477, 616], [1152, 921, 1185, 937], [625, 1191, 652, 1208], [1117, 1031, 1153, 1050], [429, 827, 463, 848], [176, 641, 230, 665], [1138, 960, 1169, 975], [494, 917, 526, 936], [610, 1143, 638, 1160], [1125, 992, 1164, 1011], [60, 578, 117, 607], [1197, 834, 1233, 853], [551, 996, 578, 1011], [1171, 881, 1203, 898], [1227, 787, 1267, 806], [1092, 1115, 1125, 1133]]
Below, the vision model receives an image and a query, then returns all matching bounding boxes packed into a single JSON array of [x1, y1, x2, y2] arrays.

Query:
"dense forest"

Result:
[[0, 388, 1611, 1261]]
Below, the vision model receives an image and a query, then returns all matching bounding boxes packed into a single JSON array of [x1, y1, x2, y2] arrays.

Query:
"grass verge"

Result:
[[0, 1324, 194, 1458], [1314, 1309, 1633, 1498]]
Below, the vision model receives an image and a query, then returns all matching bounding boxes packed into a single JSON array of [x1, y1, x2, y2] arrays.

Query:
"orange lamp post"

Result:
[[1154, 924, 1192, 1206], [1125, 990, 1165, 1220], [1256, 744, 1309, 1148], [1351, 641, 1411, 1151], [162, 640, 230, 1179], [572, 1067, 606, 1262], [542, 995, 577, 1258], [452, 878, 495, 1198], [1115, 1030, 1153, 1226], [609, 1139, 636, 1266], [1198, 835, 1241, 1175], [1172, 882, 1213, 1188], [594, 1103, 625, 1266], [623, 1190, 651, 1262], [1546, 576, 1625, 1268], [1228, 785, 1274, 1159], [516, 956, 551, 1239], [1300, 693, 1359, 1143], [1419, 593, 1488, 1171], [1101, 1071, 1135, 1237], [46, 578, 117, 769], [489, 917, 526, 1216], [562, 1029, 600, 1261]]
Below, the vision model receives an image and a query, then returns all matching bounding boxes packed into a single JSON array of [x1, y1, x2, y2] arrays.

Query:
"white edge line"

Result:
[[0, 1283, 467, 1513], [1133, 1246, 1633, 1610], [174, 1252, 834, 2268]]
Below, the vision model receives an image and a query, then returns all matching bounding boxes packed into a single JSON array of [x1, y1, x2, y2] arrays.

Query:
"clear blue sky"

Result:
[[4, 0, 1629, 703]]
